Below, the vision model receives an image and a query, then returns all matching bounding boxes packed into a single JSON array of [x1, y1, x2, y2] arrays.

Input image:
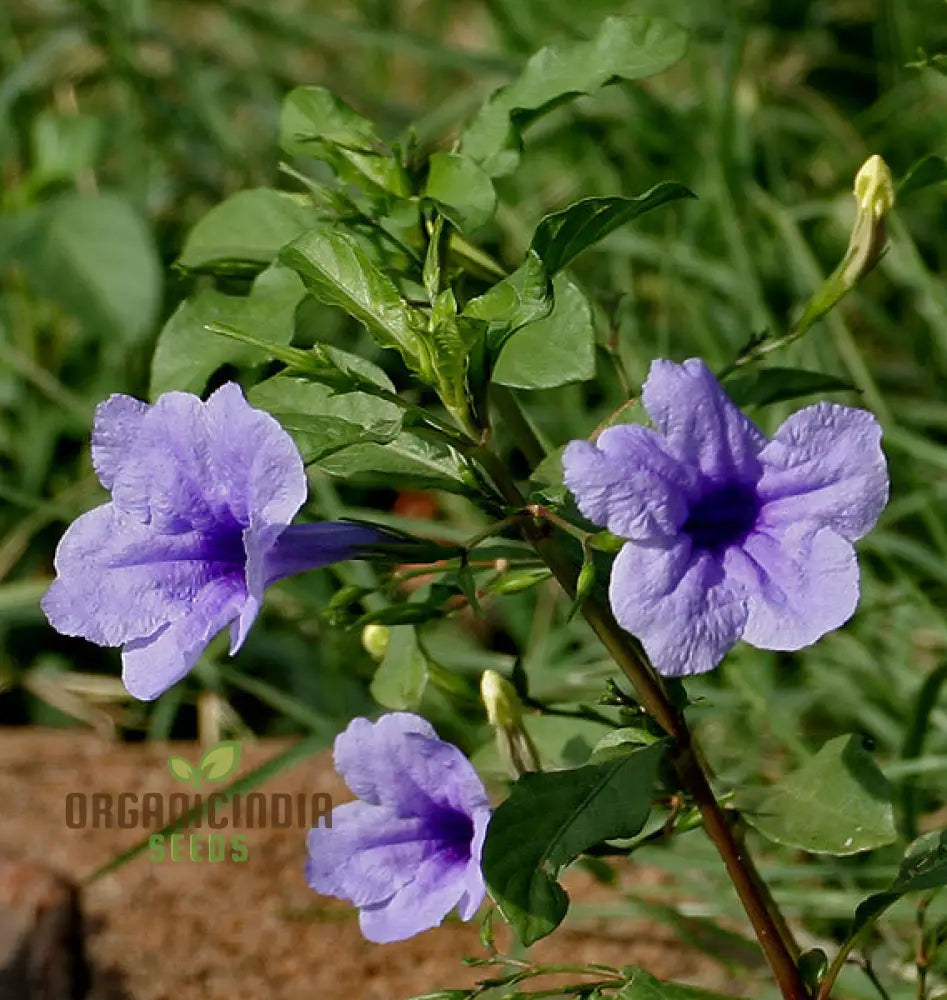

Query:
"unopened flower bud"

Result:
[[789, 154, 895, 343], [361, 623, 391, 661], [480, 669, 540, 776], [840, 154, 894, 289], [854, 154, 895, 220]]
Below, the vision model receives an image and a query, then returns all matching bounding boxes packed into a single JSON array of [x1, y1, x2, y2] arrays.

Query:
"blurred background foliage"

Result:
[[2, 1, 947, 994]]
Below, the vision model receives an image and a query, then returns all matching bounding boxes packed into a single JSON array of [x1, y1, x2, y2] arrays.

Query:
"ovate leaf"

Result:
[[12, 192, 161, 343], [423, 152, 497, 232], [370, 626, 428, 710], [740, 735, 896, 855], [317, 431, 472, 494], [177, 189, 315, 272], [460, 15, 688, 177], [280, 86, 409, 197], [281, 228, 428, 373], [150, 264, 304, 397], [482, 741, 664, 944], [463, 251, 552, 350], [532, 183, 695, 275], [492, 275, 595, 389], [280, 86, 380, 154], [248, 369, 401, 463], [200, 741, 242, 783]]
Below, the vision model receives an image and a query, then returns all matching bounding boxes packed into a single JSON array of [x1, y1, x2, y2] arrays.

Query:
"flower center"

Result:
[[430, 809, 474, 864], [201, 525, 246, 567], [682, 482, 760, 553]]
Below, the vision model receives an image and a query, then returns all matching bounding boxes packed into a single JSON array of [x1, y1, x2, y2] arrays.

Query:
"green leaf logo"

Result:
[[166, 742, 242, 789], [168, 755, 199, 787], [199, 741, 242, 784]]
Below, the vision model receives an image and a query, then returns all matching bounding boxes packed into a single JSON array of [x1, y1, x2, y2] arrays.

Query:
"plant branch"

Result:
[[473, 445, 810, 1000]]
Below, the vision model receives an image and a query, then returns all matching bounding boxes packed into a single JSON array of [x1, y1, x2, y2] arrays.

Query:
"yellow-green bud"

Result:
[[360, 623, 391, 661], [480, 670, 540, 776], [481, 669, 522, 730], [840, 153, 894, 291], [790, 154, 894, 343], [854, 154, 895, 220]]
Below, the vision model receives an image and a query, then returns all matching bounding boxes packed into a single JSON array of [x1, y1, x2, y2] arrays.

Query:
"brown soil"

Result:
[[0, 729, 750, 1000]]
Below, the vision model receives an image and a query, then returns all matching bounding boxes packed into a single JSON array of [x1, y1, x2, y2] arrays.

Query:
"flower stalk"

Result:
[[473, 442, 811, 1000]]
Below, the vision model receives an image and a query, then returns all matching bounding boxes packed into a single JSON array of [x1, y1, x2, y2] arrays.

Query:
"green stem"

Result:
[[473, 446, 810, 1000]]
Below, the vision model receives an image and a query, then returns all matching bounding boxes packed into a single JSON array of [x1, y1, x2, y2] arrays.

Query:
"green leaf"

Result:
[[618, 968, 741, 999], [280, 86, 380, 154], [898, 154, 947, 199], [427, 289, 482, 422], [177, 189, 316, 272], [248, 369, 401, 463], [722, 367, 856, 408], [593, 727, 663, 756], [167, 756, 196, 785], [11, 192, 161, 343], [150, 264, 305, 397], [281, 228, 429, 374], [463, 251, 552, 346], [370, 625, 428, 710], [316, 431, 473, 494], [30, 110, 103, 186], [199, 741, 242, 783], [280, 86, 409, 197], [423, 152, 496, 232], [739, 735, 896, 855], [460, 15, 689, 177], [532, 183, 696, 275], [482, 741, 665, 944], [849, 830, 947, 937], [492, 274, 595, 389]]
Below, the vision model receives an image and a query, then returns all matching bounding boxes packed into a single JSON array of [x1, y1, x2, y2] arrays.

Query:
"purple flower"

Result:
[[563, 359, 889, 677], [42, 383, 387, 700], [306, 713, 490, 943]]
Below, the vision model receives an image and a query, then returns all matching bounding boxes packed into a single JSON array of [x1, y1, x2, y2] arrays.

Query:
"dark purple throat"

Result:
[[682, 481, 761, 553]]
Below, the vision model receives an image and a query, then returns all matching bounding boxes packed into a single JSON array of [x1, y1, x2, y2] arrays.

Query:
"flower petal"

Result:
[[306, 801, 433, 908], [757, 403, 888, 541], [203, 382, 307, 530], [357, 851, 474, 943], [562, 425, 694, 540], [120, 575, 246, 700], [454, 809, 489, 921], [609, 539, 748, 677], [726, 523, 859, 650], [333, 714, 436, 808], [334, 714, 488, 819], [41, 504, 241, 646], [91, 394, 149, 490], [642, 359, 766, 482], [108, 383, 306, 535]]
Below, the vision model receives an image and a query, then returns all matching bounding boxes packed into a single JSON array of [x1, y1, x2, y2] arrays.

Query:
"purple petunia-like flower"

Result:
[[563, 358, 889, 678], [42, 383, 387, 701], [306, 712, 490, 943]]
